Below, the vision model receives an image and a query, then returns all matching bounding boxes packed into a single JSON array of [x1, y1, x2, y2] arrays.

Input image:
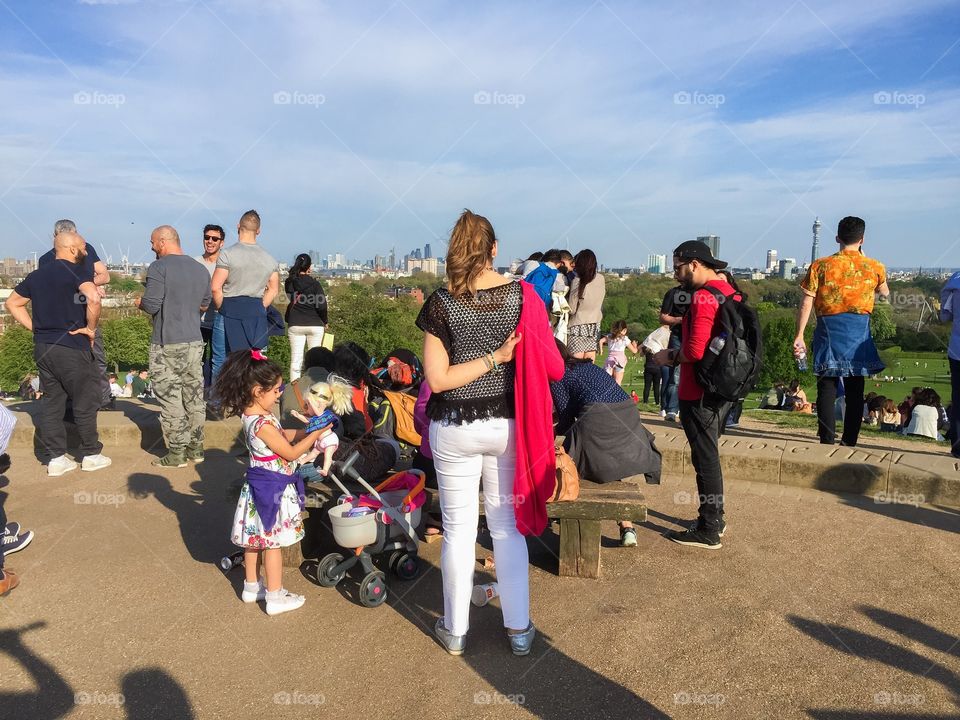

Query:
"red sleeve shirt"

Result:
[[679, 278, 736, 401]]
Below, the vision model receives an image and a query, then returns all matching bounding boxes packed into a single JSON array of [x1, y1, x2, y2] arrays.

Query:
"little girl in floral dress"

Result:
[[215, 349, 323, 616]]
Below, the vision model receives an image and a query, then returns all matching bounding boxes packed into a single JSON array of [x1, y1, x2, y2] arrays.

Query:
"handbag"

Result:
[[551, 446, 580, 502]]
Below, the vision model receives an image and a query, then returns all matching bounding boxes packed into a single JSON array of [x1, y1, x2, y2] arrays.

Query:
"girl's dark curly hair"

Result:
[[213, 350, 283, 417]]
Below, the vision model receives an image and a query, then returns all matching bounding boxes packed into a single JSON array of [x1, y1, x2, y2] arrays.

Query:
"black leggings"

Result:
[[642, 368, 661, 405]]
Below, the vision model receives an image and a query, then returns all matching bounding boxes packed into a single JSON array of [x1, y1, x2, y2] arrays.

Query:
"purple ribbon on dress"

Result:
[[246, 466, 305, 533]]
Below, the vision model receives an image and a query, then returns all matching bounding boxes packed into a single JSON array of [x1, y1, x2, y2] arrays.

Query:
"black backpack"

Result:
[[694, 287, 763, 402]]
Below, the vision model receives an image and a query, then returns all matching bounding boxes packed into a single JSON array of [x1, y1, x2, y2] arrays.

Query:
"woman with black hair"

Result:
[[284, 253, 327, 380]]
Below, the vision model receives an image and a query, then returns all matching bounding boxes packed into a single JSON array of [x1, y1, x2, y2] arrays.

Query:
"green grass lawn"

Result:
[[740, 408, 947, 447]]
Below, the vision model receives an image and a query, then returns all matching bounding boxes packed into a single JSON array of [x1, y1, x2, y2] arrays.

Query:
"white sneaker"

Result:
[[666, 412, 678, 422], [241, 581, 266, 604], [660, 409, 667, 418], [265, 589, 305, 616], [81, 454, 112, 472], [48, 455, 79, 477]]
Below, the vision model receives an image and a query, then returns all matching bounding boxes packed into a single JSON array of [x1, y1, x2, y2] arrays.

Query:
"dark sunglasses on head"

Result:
[[203, 235, 223, 242]]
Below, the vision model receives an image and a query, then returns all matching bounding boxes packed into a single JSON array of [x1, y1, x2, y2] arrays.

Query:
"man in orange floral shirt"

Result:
[[794, 216, 889, 446]]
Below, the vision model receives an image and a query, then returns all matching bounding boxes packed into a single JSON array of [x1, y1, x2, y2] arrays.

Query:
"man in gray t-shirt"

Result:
[[211, 209, 279, 355], [137, 225, 213, 467]]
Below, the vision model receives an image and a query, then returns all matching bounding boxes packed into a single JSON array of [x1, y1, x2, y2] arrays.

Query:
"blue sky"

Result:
[[0, 0, 958, 269]]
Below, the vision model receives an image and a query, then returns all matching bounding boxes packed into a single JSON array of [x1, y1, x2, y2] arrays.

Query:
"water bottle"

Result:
[[708, 332, 727, 355], [219, 551, 244, 572], [471, 582, 499, 607], [796, 350, 808, 372]]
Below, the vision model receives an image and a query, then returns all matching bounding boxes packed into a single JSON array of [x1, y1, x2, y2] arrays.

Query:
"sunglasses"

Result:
[[203, 235, 223, 242]]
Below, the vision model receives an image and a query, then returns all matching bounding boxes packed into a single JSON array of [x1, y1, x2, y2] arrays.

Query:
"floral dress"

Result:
[[231, 413, 305, 549]]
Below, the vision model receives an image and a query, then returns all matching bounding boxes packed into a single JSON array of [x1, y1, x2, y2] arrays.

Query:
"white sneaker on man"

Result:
[[48, 455, 79, 477], [81, 454, 112, 472]]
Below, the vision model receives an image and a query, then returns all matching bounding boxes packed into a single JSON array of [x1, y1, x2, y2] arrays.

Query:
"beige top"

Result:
[[568, 273, 606, 326]]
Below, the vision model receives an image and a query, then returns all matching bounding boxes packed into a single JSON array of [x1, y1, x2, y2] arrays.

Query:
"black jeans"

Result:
[[679, 397, 730, 532], [951, 358, 960, 457], [34, 343, 103, 460], [815, 375, 865, 446], [92, 328, 111, 406], [642, 368, 661, 405]]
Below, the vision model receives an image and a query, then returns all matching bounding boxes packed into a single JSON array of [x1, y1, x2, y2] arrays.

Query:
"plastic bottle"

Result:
[[796, 350, 808, 372], [471, 582, 499, 607], [708, 332, 728, 355], [219, 551, 244, 572]]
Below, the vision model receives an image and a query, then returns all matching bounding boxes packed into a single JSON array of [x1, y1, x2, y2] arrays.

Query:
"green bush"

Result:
[[101, 315, 152, 371], [0, 325, 36, 391], [327, 283, 423, 361], [759, 317, 812, 388]]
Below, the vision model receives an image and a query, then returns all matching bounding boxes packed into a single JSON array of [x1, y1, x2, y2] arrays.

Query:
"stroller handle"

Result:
[[329, 451, 385, 503]]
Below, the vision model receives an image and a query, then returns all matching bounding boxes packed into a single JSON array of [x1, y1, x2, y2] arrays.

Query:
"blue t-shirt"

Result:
[[15, 260, 95, 350], [550, 361, 629, 435], [39, 243, 101, 278]]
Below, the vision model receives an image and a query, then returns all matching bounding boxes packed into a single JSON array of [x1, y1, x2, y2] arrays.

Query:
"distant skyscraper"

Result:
[[413, 248, 422, 260], [811, 216, 821, 265], [697, 235, 720, 259], [389, 247, 396, 269], [424, 243, 432, 259], [778, 258, 796, 279], [766, 249, 778, 272], [647, 253, 667, 274]]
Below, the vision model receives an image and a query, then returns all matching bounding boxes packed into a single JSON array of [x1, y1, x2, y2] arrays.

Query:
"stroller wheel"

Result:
[[388, 550, 403, 574], [394, 552, 420, 581], [359, 571, 388, 608], [316, 553, 346, 588]]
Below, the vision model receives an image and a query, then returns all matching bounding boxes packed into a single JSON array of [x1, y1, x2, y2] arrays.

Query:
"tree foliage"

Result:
[[101, 314, 152, 371], [327, 283, 423, 361], [0, 325, 36, 390], [759, 317, 812, 388]]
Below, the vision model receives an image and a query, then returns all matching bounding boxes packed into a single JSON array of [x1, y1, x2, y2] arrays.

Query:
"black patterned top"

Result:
[[416, 282, 522, 424]]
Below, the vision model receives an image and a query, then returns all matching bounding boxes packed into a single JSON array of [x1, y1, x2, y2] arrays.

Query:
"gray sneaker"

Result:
[[508, 622, 536, 656], [434, 617, 466, 656], [185, 445, 204, 463]]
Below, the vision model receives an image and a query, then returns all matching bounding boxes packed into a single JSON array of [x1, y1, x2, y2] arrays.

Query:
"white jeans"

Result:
[[429, 417, 528, 636], [287, 325, 325, 380]]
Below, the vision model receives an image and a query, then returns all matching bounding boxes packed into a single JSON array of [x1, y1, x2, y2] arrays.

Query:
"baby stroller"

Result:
[[314, 452, 426, 607]]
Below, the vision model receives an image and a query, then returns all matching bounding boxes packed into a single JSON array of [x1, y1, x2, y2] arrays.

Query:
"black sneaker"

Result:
[[2, 529, 34, 556], [665, 526, 721, 549], [688, 517, 727, 538], [4, 522, 20, 537]]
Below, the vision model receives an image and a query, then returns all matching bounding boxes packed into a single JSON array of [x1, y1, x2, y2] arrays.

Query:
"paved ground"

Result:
[[1, 442, 958, 719]]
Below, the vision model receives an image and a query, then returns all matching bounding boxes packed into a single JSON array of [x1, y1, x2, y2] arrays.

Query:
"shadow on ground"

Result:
[[790, 606, 960, 718]]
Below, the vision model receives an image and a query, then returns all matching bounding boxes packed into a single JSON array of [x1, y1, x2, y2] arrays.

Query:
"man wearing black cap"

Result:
[[653, 240, 735, 549]]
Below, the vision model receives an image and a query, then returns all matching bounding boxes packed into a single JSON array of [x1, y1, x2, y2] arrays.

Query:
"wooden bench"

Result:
[[301, 477, 646, 579]]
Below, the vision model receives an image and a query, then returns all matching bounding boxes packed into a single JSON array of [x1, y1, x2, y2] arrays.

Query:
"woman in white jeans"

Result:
[[417, 209, 533, 657], [284, 254, 327, 380]]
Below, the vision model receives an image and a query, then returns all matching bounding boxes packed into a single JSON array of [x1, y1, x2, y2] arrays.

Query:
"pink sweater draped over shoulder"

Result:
[[513, 281, 565, 536]]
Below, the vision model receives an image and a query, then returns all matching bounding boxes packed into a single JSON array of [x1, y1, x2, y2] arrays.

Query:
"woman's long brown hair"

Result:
[[445, 209, 496, 297]]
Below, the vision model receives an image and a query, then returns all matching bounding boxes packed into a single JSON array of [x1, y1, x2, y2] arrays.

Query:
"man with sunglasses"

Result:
[[653, 241, 735, 549], [196, 224, 225, 389]]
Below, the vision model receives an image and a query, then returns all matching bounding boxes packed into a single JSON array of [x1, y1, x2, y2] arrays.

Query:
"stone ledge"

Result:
[[6, 402, 959, 508]]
